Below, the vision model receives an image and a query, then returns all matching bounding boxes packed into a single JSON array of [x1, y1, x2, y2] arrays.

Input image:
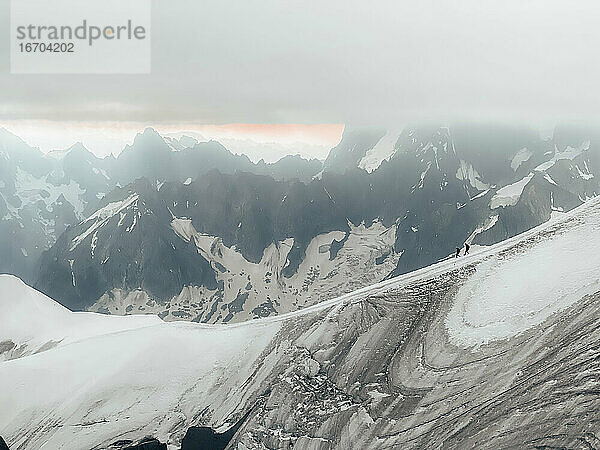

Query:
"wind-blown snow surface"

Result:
[[0, 279, 280, 449], [2, 196, 600, 449], [447, 207, 600, 347]]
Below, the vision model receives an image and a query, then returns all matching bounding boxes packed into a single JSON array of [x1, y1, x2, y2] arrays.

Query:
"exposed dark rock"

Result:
[[124, 437, 166, 450], [11, 123, 600, 320], [0, 340, 15, 356], [0, 127, 322, 284], [323, 127, 386, 174], [329, 232, 349, 260], [108, 437, 167, 450], [181, 412, 249, 450]]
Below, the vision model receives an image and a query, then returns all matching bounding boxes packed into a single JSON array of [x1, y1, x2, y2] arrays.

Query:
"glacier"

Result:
[[1, 196, 600, 448]]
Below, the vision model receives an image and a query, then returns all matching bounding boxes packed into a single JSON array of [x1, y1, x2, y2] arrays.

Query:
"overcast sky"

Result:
[[1, 0, 600, 156]]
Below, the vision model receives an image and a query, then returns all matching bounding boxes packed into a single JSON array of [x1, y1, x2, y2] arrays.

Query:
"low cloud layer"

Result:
[[1, 0, 600, 125]]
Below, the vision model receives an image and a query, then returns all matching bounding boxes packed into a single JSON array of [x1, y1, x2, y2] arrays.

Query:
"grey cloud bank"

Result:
[[1, 0, 599, 124]]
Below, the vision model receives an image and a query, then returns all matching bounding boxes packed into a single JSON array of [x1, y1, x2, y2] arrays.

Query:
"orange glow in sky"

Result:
[[0, 121, 345, 160], [187, 123, 344, 146]]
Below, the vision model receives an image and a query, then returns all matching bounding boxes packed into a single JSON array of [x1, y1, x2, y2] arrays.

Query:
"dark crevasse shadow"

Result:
[[181, 411, 251, 450], [108, 437, 166, 449], [2, 411, 252, 450]]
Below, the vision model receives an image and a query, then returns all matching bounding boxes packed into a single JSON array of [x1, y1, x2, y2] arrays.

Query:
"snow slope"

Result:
[[455, 159, 489, 191], [0, 277, 280, 449], [0, 275, 161, 361], [70, 193, 139, 251], [1, 196, 600, 449], [534, 141, 589, 171], [510, 147, 533, 171], [489, 173, 534, 208], [89, 216, 399, 323], [357, 129, 402, 172], [447, 203, 600, 347]]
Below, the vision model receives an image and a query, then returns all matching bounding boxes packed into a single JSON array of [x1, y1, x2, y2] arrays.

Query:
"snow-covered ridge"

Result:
[[0, 277, 280, 449], [446, 211, 600, 347], [1, 196, 599, 449], [446, 195, 600, 347], [0, 275, 160, 361]]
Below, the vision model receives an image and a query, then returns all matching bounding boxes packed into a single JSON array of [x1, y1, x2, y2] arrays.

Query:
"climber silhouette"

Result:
[[455, 247, 461, 258], [465, 243, 470, 255]]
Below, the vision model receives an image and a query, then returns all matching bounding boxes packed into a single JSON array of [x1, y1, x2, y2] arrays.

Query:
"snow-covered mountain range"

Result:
[[2, 195, 600, 449], [1, 123, 599, 323], [0, 127, 321, 285]]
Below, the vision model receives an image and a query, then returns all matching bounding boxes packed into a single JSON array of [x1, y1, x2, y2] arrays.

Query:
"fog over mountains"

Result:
[[1, 123, 598, 323]]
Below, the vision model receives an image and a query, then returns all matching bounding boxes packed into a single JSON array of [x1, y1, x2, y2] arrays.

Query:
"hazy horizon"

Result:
[[0, 121, 345, 161], [2, 119, 599, 162], [3, 0, 600, 161], [3, 1, 600, 126]]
